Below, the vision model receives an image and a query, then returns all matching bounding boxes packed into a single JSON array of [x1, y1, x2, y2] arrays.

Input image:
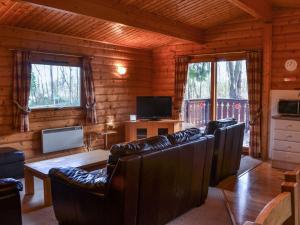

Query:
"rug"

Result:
[[167, 188, 233, 225], [22, 188, 233, 225]]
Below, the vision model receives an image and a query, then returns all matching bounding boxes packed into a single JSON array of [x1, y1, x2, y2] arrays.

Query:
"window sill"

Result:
[[30, 106, 83, 111]]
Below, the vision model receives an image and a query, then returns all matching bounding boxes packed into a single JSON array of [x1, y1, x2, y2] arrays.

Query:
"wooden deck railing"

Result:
[[183, 98, 250, 132]]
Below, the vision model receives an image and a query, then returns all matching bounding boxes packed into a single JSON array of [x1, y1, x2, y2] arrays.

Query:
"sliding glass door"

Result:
[[183, 59, 250, 147]]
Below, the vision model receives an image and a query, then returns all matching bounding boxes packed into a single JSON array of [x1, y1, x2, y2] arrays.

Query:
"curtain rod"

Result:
[[175, 50, 262, 58], [9, 49, 93, 58], [190, 51, 247, 57]]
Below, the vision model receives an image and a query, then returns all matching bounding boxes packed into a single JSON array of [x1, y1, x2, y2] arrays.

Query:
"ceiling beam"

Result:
[[18, 0, 203, 43], [227, 0, 272, 22]]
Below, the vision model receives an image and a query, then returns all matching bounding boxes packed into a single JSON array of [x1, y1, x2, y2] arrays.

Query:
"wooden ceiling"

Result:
[[0, 0, 183, 49], [114, 0, 244, 29], [272, 0, 300, 8], [0, 0, 298, 49]]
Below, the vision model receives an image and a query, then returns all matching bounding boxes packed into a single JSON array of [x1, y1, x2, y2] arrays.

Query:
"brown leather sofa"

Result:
[[49, 128, 214, 225], [0, 178, 23, 225], [206, 119, 245, 186]]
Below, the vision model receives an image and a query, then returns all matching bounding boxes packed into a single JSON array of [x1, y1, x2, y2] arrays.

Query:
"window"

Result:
[[29, 64, 81, 109], [183, 62, 212, 131], [183, 58, 250, 147]]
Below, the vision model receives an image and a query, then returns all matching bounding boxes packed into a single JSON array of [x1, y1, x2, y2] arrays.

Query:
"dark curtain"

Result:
[[174, 56, 190, 120], [246, 51, 263, 158], [82, 57, 97, 124], [13, 50, 32, 132]]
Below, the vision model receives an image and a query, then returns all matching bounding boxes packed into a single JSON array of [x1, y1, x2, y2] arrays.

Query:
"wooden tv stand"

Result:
[[124, 119, 182, 142]]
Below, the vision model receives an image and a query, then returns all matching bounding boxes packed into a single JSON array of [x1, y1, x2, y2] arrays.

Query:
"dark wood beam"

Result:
[[18, 0, 203, 43], [227, 0, 272, 22]]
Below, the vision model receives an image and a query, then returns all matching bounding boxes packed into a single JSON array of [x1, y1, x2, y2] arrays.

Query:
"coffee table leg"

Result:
[[43, 178, 52, 206], [24, 168, 34, 195]]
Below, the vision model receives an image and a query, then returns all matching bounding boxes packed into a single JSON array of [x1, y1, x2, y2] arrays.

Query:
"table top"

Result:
[[101, 130, 118, 135], [24, 150, 110, 176], [124, 119, 183, 123]]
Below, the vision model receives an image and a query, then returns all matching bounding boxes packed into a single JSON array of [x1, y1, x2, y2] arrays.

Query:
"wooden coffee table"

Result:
[[24, 150, 110, 206]]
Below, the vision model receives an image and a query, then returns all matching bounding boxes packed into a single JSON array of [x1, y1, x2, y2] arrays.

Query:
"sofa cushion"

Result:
[[0, 178, 23, 191], [205, 118, 237, 135], [49, 167, 108, 193], [167, 128, 202, 145], [108, 135, 172, 164], [0, 148, 25, 165]]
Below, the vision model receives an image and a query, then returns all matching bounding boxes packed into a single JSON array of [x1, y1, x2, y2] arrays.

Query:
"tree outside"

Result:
[[183, 60, 250, 146], [184, 60, 248, 100], [185, 62, 211, 100], [29, 64, 81, 109]]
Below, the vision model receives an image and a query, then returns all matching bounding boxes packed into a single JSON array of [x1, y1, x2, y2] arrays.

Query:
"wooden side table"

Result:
[[101, 130, 118, 149], [87, 130, 117, 151]]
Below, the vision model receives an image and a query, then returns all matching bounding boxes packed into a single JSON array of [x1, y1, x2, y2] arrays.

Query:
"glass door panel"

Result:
[[183, 62, 211, 131], [216, 60, 250, 146]]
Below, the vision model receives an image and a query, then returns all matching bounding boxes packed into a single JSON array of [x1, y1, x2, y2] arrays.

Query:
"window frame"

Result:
[[189, 53, 247, 121], [29, 62, 83, 111], [186, 52, 249, 151]]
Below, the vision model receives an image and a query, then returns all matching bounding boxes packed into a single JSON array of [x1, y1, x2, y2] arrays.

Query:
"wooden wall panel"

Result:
[[152, 17, 264, 97], [152, 9, 300, 160], [272, 9, 300, 90], [0, 26, 153, 160], [153, 8, 300, 95]]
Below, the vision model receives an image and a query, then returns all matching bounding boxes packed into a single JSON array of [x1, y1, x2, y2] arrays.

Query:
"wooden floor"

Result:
[[218, 161, 284, 225], [21, 160, 285, 224]]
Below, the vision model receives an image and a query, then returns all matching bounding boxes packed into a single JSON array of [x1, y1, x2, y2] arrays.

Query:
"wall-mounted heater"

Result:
[[42, 126, 84, 153]]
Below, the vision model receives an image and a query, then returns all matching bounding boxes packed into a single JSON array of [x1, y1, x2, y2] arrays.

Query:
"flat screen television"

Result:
[[136, 96, 172, 120]]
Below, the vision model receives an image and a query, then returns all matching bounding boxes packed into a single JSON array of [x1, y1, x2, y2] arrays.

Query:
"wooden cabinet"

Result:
[[124, 120, 182, 142], [272, 116, 300, 170]]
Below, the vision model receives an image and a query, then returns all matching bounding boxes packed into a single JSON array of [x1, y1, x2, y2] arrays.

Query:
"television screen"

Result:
[[136, 96, 172, 119]]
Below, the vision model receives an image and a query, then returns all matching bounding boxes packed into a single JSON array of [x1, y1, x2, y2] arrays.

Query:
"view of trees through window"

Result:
[[217, 61, 248, 100], [185, 61, 248, 100], [185, 62, 211, 100], [183, 60, 250, 147], [29, 64, 81, 109]]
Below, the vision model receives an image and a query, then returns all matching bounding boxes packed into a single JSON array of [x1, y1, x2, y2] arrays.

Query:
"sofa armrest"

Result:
[[49, 167, 108, 196], [0, 178, 23, 196]]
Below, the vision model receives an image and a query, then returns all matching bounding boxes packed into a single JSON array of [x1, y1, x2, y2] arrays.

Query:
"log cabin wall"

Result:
[[152, 16, 264, 96], [272, 9, 300, 90], [152, 8, 300, 96], [152, 8, 300, 160], [0, 26, 153, 160]]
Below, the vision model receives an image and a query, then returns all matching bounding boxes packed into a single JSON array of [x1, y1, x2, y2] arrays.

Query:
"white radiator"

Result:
[[42, 126, 84, 153]]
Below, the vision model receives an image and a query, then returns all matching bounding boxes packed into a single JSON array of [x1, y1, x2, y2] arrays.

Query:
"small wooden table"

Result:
[[24, 150, 110, 206], [87, 130, 118, 150]]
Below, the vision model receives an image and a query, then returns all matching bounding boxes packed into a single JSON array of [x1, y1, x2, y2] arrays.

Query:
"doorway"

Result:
[[183, 59, 250, 147]]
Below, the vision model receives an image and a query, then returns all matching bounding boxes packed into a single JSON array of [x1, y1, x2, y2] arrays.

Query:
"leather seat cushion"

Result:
[[205, 118, 237, 135], [0, 148, 25, 165], [167, 128, 202, 145], [108, 135, 172, 164], [0, 178, 23, 192], [49, 167, 108, 193]]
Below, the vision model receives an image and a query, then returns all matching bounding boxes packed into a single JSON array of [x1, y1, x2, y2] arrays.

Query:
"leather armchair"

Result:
[[0, 178, 23, 225], [208, 120, 245, 186]]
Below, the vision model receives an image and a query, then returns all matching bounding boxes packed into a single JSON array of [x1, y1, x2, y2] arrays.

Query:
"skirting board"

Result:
[[272, 160, 300, 171]]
